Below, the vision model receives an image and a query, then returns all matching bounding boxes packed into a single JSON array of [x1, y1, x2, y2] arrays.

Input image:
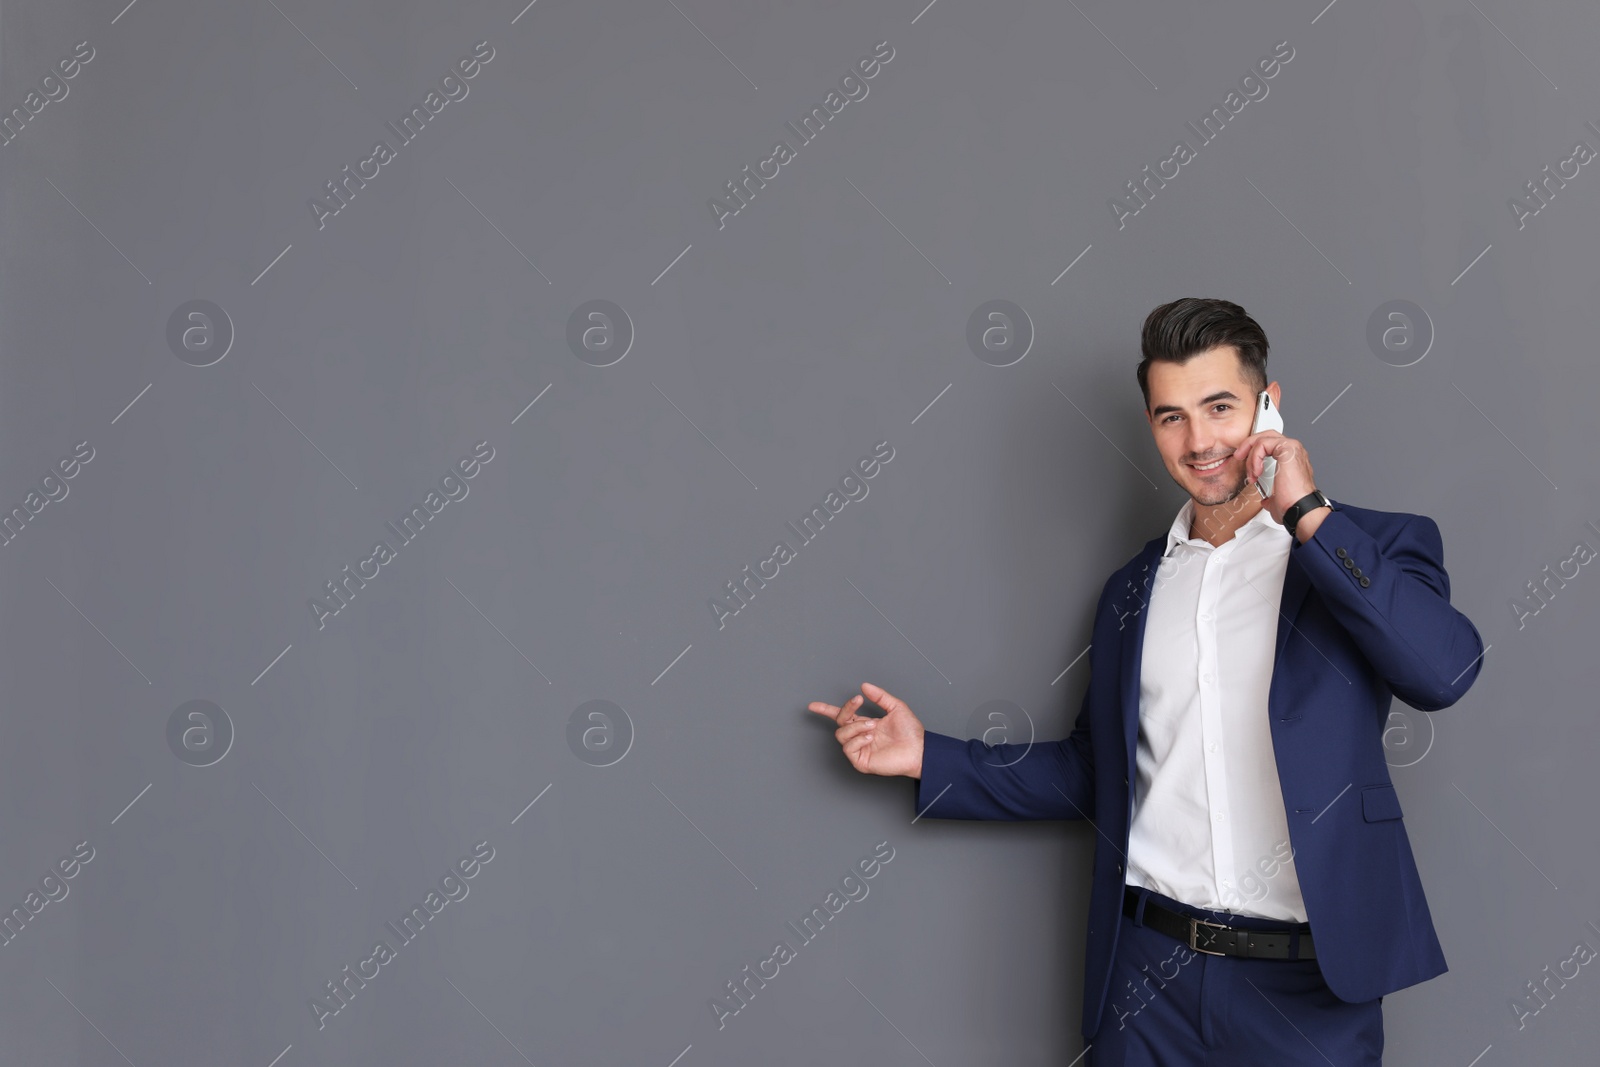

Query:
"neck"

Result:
[[1189, 485, 1267, 548]]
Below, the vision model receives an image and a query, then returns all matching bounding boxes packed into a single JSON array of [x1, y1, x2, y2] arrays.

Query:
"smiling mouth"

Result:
[[1189, 454, 1231, 473]]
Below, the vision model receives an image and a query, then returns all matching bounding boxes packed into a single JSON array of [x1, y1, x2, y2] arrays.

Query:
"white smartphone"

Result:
[[1251, 391, 1283, 498]]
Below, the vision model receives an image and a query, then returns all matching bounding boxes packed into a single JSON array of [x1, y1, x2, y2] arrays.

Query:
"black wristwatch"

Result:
[[1283, 489, 1333, 539]]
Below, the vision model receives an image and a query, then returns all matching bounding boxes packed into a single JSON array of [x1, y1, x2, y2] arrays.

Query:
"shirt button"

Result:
[[1214, 812, 1223, 821], [1209, 742, 1218, 752], [1202, 673, 1214, 684], [1199, 612, 1211, 621]]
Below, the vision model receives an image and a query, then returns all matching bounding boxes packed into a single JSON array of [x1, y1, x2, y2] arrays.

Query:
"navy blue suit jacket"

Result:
[[913, 500, 1485, 1042]]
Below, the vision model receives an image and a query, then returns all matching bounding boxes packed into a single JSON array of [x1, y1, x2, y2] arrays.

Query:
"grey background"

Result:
[[1, 0, 1595, 1064]]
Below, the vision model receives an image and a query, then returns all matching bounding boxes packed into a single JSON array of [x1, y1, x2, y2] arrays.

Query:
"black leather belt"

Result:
[[1123, 886, 1316, 960]]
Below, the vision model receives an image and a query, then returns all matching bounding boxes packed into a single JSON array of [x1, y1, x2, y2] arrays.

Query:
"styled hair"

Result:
[[1137, 298, 1269, 412]]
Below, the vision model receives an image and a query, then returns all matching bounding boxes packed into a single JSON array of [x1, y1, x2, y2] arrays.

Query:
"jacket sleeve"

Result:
[[1292, 508, 1485, 711], [912, 684, 1096, 821]]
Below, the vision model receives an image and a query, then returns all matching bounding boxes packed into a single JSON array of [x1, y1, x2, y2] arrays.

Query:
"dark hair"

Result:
[[1137, 298, 1269, 412]]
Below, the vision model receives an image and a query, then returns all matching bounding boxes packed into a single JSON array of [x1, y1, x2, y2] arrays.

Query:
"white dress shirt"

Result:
[[1124, 496, 1308, 922]]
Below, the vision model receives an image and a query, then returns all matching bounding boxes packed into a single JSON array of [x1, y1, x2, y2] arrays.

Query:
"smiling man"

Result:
[[809, 297, 1487, 1065]]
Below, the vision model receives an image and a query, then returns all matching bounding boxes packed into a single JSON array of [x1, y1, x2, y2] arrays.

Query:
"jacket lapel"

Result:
[[1119, 530, 1315, 776]]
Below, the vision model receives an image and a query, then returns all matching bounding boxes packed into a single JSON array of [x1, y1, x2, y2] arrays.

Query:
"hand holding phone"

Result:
[[1251, 391, 1283, 498]]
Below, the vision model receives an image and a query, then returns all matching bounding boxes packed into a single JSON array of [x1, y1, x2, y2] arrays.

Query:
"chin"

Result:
[[1189, 475, 1250, 506]]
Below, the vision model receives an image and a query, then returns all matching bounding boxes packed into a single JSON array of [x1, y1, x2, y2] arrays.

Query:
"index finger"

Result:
[[808, 694, 864, 725]]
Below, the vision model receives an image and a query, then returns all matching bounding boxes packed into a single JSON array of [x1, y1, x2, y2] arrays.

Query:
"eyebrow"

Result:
[[1151, 390, 1244, 419]]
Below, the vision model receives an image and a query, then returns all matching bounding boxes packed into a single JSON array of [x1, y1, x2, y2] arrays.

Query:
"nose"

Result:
[[1186, 426, 1220, 464]]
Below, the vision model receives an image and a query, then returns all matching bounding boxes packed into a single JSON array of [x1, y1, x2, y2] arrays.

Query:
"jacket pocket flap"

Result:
[[1361, 783, 1403, 822]]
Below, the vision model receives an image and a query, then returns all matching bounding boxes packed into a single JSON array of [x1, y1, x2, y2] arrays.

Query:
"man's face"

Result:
[[1145, 345, 1278, 508]]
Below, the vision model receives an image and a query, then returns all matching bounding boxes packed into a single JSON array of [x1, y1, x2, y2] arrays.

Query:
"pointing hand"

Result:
[[808, 682, 925, 779]]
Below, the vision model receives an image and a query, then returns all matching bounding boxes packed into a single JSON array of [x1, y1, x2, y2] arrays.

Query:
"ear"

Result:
[[1267, 380, 1282, 412]]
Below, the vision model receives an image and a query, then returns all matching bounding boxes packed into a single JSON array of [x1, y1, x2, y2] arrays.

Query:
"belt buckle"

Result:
[[1188, 915, 1231, 957]]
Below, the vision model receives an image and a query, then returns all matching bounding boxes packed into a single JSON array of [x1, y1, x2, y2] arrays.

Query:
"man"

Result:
[[809, 298, 1485, 1066]]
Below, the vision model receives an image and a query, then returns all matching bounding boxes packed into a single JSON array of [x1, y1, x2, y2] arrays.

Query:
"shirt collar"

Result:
[[1163, 496, 1285, 557]]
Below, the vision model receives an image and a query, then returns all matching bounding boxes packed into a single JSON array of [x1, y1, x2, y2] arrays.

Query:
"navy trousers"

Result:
[[1088, 885, 1385, 1066]]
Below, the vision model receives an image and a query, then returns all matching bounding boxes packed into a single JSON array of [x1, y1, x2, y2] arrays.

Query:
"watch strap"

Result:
[[1284, 490, 1332, 538]]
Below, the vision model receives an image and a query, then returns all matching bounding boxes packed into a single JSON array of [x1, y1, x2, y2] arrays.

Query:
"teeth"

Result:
[[1192, 457, 1226, 471]]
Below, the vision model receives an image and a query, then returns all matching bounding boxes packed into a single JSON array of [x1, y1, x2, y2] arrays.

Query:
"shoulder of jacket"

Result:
[[1326, 499, 1435, 536]]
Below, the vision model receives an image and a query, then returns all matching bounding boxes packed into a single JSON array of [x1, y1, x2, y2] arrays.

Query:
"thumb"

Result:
[[861, 682, 910, 717]]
